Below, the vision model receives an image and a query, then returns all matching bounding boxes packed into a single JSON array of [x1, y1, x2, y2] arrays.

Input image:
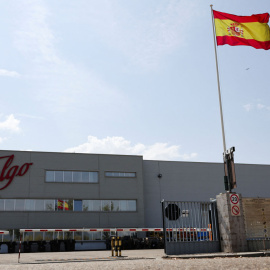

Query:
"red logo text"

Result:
[[0, 155, 33, 190]]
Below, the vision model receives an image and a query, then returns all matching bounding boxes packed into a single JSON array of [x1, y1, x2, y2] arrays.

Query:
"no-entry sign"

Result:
[[230, 193, 241, 216], [232, 205, 240, 216]]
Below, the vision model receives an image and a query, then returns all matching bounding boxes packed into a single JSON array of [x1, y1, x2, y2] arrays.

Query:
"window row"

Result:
[[0, 199, 136, 212], [105, 172, 136, 177], [46, 171, 98, 183], [45, 171, 137, 183]]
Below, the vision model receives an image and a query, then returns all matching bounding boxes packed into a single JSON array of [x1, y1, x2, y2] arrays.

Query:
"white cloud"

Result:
[[65, 135, 198, 161], [243, 103, 270, 112], [257, 103, 266, 110], [0, 69, 20, 78], [243, 104, 253, 112], [13, 0, 60, 64], [0, 114, 21, 132]]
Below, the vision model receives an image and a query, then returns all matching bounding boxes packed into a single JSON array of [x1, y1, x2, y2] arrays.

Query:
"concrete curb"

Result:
[[163, 251, 270, 259]]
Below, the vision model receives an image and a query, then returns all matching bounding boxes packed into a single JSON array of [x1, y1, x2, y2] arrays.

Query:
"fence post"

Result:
[[161, 200, 167, 254]]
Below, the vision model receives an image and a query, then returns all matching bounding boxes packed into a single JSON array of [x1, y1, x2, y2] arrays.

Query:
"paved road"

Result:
[[1, 250, 270, 269]]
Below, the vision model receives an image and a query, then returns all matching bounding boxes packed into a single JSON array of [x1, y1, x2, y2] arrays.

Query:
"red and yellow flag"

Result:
[[57, 200, 69, 210], [213, 10, 270, 50]]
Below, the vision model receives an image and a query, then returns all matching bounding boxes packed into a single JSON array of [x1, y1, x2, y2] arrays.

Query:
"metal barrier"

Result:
[[111, 237, 122, 257], [161, 200, 220, 255]]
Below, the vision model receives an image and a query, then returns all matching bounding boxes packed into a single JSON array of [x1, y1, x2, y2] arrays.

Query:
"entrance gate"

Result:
[[161, 200, 220, 255]]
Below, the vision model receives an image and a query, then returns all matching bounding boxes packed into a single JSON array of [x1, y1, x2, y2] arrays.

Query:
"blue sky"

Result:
[[0, 0, 269, 164]]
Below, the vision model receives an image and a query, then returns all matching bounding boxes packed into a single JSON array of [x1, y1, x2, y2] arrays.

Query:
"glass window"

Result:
[[46, 171, 54, 182], [90, 172, 98, 183], [56, 199, 64, 211], [0, 199, 136, 212], [15, 199, 25, 211], [111, 200, 120, 211], [73, 172, 81, 182], [74, 200, 82, 211], [46, 170, 99, 183], [5, 199, 15, 211], [25, 199, 35, 211], [35, 200, 45, 211], [55, 171, 64, 182], [102, 200, 111, 211], [127, 200, 136, 211], [92, 200, 101, 211], [65, 199, 73, 211], [105, 172, 136, 178], [119, 200, 127, 211], [82, 172, 89, 182], [82, 200, 92, 211], [64, 171, 72, 182], [83, 200, 101, 211], [45, 200, 54, 211]]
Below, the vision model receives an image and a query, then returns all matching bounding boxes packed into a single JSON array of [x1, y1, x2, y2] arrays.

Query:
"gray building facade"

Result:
[[0, 150, 269, 230]]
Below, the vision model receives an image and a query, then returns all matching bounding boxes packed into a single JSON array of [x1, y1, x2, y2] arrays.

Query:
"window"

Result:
[[64, 171, 72, 182], [45, 171, 54, 182], [5, 199, 15, 211], [74, 200, 82, 211], [45, 170, 99, 183], [25, 200, 35, 211], [45, 200, 55, 211], [102, 200, 111, 211], [111, 200, 120, 211], [0, 199, 136, 212], [35, 200, 44, 211], [55, 171, 64, 182], [55, 199, 73, 211], [105, 172, 136, 178], [82, 200, 101, 211], [15, 199, 25, 211], [127, 200, 136, 211], [119, 200, 127, 211]]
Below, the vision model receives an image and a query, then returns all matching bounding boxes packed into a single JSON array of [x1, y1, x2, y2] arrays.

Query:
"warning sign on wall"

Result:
[[230, 194, 241, 216]]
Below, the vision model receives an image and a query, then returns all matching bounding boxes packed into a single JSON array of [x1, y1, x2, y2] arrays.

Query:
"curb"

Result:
[[163, 251, 270, 259]]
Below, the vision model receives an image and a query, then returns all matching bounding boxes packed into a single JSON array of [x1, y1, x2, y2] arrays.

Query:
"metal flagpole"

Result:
[[210, 5, 232, 192], [210, 5, 227, 154]]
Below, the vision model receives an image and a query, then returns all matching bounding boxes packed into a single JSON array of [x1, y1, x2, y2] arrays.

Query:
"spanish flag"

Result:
[[213, 10, 270, 50], [57, 200, 69, 210]]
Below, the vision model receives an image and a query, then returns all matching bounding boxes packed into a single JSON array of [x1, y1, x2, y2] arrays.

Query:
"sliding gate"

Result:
[[161, 200, 220, 255]]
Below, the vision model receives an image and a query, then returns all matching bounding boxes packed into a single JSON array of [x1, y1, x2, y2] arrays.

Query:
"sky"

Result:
[[0, 0, 270, 164]]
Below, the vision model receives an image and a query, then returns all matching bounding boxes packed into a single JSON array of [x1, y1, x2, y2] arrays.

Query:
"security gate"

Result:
[[161, 200, 220, 255]]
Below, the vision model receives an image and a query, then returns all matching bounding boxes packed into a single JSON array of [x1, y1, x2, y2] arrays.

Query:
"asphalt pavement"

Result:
[[1, 249, 270, 269]]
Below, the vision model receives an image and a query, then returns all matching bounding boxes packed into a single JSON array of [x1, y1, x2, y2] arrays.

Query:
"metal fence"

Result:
[[161, 200, 220, 255]]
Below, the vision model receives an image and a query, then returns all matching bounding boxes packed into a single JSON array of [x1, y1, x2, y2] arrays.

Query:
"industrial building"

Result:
[[0, 150, 269, 230]]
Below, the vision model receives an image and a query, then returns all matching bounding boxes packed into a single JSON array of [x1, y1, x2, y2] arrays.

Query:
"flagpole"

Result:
[[210, 5, 232, 192], [210, 5, 227, 154]]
